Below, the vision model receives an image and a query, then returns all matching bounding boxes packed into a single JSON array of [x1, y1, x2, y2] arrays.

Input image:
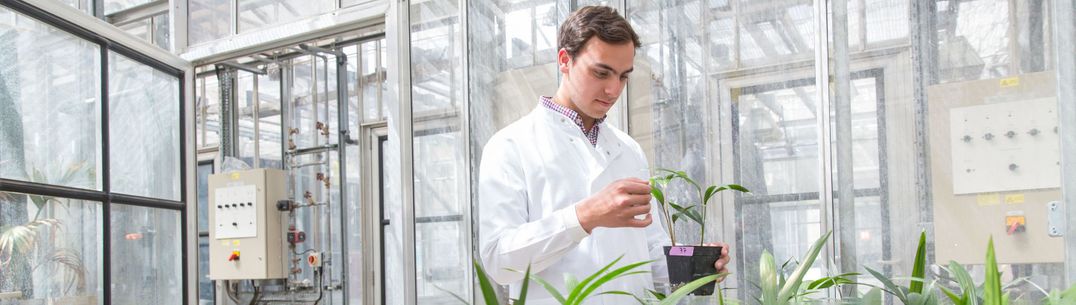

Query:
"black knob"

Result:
[[232, 222, 238, 226]]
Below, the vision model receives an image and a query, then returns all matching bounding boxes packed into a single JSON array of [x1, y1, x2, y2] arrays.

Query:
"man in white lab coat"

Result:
[[478, 6, 731, 304]]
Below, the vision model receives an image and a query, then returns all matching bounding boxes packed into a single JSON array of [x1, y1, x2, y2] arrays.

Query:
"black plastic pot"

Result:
[[664, 245, 721, 295]]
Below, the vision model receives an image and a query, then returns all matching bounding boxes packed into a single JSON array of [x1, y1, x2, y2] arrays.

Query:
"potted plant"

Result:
[[649, 169, 749, 295]]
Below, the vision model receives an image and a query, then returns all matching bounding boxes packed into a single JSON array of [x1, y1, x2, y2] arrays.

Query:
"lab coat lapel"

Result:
[[587, 125, 626, 192]]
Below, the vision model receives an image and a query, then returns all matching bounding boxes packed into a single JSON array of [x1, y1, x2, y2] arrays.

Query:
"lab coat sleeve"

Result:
[[478, 137, 589, 285]]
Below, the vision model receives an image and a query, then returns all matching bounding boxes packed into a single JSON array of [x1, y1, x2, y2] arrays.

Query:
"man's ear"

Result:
[[558, 49, 571, 74]]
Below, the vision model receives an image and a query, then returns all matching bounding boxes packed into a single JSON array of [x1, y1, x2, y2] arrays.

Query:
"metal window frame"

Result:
[[1052, 0, 1076, 286], [0, 1, 193, 305]]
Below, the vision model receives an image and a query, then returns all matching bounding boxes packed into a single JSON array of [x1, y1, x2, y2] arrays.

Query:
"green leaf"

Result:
[[573, 260, 654, 305], [725, 184, 750, 193], [528, 275, 567, 304], [658, 274, 724, 305], [776, 231, 831, 302], [703, 185, 718, 206], [474, 261, 502, 305], [910, 231, 928, 294], [984, 238, 1004, 305], [516, 265, 531, 305], [669, 203, 702, 225], [941, 286, 965, 305], [647, 289, 666, 301], [760, 250, 779, 305], [866, 266, 907, 304], [564, 273, 579, 294], [651, 187, 666, 205], [806, 272, 859, 290], [948, 261, 978, 305], [565, 255, 624, 305]]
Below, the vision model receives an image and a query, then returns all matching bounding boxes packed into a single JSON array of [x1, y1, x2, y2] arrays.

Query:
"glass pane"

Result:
[[237, 0, 333, 33], [412, 1, 468, 303], [379, 136, 405, 305], [199, 75, 222, 148], [109, 204, 182, 305], [413, 131, 467, 303], [197, 236, 214, 305], [104, 0, 153, 15], [188, 0, 232, 45], [109, 51, 181, 201], [0, 191, 103, 304], [258, 73, 284, 168], [0, 7, 101, 190], [152, 13, 171, 51], [359, 39, 386, 122], [467, 0, 560, 142], [118, 19, 151, 42], [197, 162, 214, 232], [237, 71, 257, 166], [411, 0, 462, 114]]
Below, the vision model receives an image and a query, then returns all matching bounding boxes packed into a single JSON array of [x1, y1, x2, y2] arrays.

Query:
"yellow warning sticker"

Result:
[[977, 193, 1001, 206], [1000, 77, 1020, 87], [230, 173, 241, 180], [220, 240, 229, 246], [232, 240, 240, 246], [1004, 194, 1025, 204]]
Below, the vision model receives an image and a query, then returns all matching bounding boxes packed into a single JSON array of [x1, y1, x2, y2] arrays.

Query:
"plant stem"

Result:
[[664, 203, 676, 246]]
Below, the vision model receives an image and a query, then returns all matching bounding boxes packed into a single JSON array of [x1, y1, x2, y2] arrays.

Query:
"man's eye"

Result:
[[595, 71, 609, 78]]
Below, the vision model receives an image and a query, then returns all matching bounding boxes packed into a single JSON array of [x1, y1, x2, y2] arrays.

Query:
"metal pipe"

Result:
[[812, 0, 837, 300]]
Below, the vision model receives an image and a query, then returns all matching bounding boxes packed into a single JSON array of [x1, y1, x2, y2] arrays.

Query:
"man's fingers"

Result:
[[620, 180, 652, 195], [625, 193, 652, 205], [626, 213, 653, 227], [625, 203, 651, 216]]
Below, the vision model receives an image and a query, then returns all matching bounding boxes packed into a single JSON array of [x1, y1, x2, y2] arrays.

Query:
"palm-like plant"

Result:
[[757, 231, 833, 305], [866, 231, 938, 305], [649, 169, 749, 246], [0, 163, 91, 296]]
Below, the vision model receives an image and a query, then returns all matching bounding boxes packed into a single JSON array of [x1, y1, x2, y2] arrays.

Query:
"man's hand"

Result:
[[707, 242, 732, 283], [575, 178, 653, 233]]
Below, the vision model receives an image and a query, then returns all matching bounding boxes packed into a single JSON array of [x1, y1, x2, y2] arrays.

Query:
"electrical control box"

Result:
[[929, 72, 1063, 265], [208, 168, 287, 280]]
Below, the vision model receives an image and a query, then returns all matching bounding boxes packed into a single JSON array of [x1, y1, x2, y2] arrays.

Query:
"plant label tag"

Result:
[[670, 246, 694, 256]]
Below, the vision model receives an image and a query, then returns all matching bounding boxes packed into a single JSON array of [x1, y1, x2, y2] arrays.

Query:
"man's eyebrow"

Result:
[[593, 63, 635, 75]]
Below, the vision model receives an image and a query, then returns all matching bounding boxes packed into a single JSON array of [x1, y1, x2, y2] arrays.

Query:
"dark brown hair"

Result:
[[558, 6, 640, 59]]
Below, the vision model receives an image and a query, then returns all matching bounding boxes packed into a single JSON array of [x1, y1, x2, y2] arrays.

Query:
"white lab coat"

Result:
[[479, 105, 671, 305]]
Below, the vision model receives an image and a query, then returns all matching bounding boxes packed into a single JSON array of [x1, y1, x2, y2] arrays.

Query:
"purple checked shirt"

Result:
[[539, 96, 606, 146]]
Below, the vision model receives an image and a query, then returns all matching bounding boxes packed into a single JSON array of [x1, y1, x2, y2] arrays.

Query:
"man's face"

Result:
[[559, 38, 635, 120]]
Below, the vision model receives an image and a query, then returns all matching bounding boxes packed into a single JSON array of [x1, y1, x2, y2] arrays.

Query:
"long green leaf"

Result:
[[516, 265, 531, 305], [910, 231, 928, 294], [983, 238, 1004, 305], [528, 275, 567, 304], [866, 266, 907, 304], [703, 185, 718, 206], [776, 231, 832, 302], [651, 186, 665, 205], [941, 287, 965, 305], [658, 274, 724, 305], [564, 273, 579, 295], [573, 260, 654, 305], [760, 250, 779, 305], [948, 261, 978, 305], [565, 255, 623, 304], [474, 261, 502, 305]]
